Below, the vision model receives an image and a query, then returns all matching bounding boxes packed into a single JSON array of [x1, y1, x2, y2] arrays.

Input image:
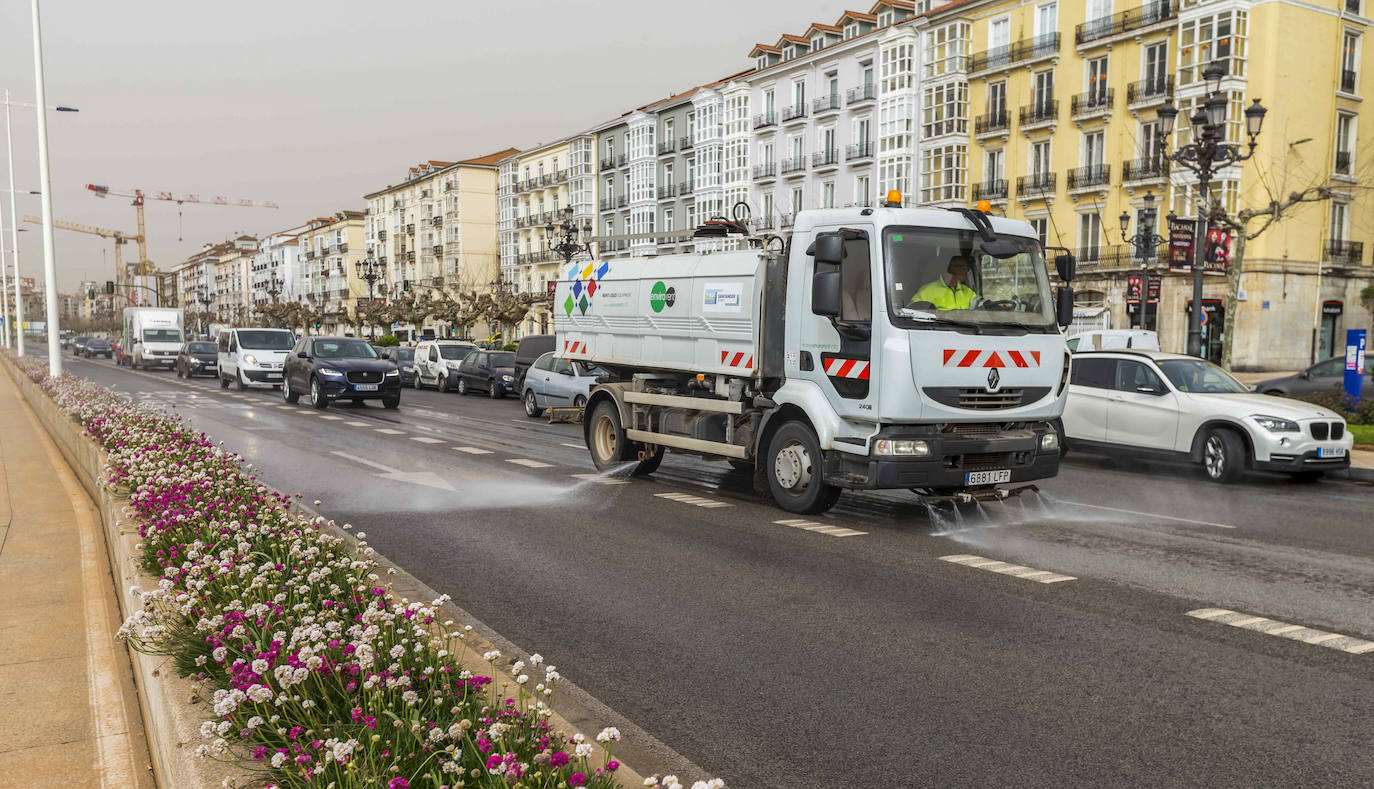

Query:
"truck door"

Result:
[[797, 225, 878, 421]]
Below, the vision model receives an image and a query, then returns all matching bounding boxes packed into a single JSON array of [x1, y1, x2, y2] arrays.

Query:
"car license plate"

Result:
[[1319, 446, 1346, 458], [966, 469, 1011, 485], [264, 372, 280, 379], [353, 383, 378, 392]]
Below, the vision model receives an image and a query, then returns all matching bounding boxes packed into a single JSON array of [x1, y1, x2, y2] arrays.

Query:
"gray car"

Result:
[[522, 352, 605, 417], [1255, 356, 1373, 397]]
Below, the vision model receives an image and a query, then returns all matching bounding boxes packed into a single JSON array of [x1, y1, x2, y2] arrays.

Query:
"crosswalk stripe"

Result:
[[1187, 608, 1373, 656]]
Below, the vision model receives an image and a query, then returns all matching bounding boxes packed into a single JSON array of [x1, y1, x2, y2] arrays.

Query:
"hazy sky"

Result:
[[1, 0, 845, 291]]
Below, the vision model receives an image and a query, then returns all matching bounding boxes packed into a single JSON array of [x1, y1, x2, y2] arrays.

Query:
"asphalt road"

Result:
[[59, 351, 1374, 788]]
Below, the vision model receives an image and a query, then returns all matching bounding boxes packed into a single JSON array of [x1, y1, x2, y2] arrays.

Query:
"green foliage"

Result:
[[1350, 423, 1374, 447], [374, 334, 400, 347], [503, 342, 519, 352]]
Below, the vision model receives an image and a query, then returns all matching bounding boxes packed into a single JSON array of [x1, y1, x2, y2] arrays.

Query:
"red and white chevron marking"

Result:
[[823, 357, 870, 380], [563, 340, 587, 355], [941, 349, 1041, 368], [719, 351, 755, 369]]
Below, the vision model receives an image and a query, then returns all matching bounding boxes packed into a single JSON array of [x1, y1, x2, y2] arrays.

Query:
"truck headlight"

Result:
[[242, 354, 259, 366], [1040, 432, 1059, 452], [317, 368, 344, 378], [875, 439, 930, 457], [1251, 415, 1299, 432]]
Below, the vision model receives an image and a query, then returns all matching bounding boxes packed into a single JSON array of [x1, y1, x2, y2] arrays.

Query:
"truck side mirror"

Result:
[[1056, 285, 1075, 328], [1055, 253, 1077, 283], [812, 270, 841, 317], [807, 233, 845, 265]]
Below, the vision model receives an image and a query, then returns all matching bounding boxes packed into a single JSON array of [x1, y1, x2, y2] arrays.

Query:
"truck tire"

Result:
[[587, 400, 659, 476], [766, 422, 842, 514]]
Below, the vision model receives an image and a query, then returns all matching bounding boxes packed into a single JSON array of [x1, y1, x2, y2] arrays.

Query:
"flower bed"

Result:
[[8, 353, 719, 789]]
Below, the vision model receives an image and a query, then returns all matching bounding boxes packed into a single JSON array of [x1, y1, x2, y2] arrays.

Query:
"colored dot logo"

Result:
[[649, 281, 676, 313]]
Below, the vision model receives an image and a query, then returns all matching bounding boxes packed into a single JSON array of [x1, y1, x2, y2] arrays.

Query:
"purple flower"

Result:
[[569, 772, 587, 787], [550, 751, 570, 768], [388, 779, 409, 789]]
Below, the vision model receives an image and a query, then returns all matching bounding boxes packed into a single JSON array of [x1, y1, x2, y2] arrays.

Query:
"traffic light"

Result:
[[402, 279, 411, 292], [87, 289, 95, 300], [104, 280, 114, 294]]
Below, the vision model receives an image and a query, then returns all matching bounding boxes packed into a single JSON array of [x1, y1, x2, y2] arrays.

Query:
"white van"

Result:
[[217, 328, 296, 389], [1065, 329, 1161, 353], [412, 339, 476, 392]]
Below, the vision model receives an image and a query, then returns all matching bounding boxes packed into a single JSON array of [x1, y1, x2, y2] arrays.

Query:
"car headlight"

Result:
[[385, 369, 399, 377], [1251, 414, 1299, 433], [402, 365, 413, 372], [447, 361, 462, 369], [1040, 432, 1060, 452], [317, 368, 344, 378], [242, 354, 259, 366], [875, 439, 930, 457], [502, 374, 513, 381]]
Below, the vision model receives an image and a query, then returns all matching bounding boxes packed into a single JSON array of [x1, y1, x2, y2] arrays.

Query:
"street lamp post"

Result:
[[1118, 191, 1173, 331], [1155, 60, 1267, 358], [354, 255, 384, 338]]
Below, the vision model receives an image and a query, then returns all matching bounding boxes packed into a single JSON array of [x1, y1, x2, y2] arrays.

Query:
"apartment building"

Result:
[[210, 236, 260, 325], [249, 225, 307, 317], [298, 211, 366, 335], [497, 134, 597, 335], [958, 0, 1373, 368], [175, 242, 231, 318]]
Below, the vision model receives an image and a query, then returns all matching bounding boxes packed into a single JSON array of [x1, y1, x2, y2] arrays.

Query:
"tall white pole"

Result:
[[31, 0, 61, 376], [4, 91, 24, 357], [0, 203, 10, 348]]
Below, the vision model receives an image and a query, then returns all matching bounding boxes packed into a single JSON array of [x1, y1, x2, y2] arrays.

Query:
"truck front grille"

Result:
[[942, 422, 1007, 438], [944, 452, 1012, 471], [923, 386, 1051, 410]]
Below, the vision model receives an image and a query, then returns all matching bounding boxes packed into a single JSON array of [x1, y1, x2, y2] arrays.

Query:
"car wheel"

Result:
[[438, 373, 449, 393], [524, 390, 543, 418], [1290, 470, 1325, 482], [414, 374, 423, 390], [766, 421, 842, 514], [235, 370, 247, 391], [456, 378, 467, 395], [383, 395, 400, 410], [310, 376, 328, 410], [488, 380, 501, 399], [573, 395, 587, 409], [1202, 428, 1245, 484], [219, 371, 230, 389], [282, 377, 300, 404]]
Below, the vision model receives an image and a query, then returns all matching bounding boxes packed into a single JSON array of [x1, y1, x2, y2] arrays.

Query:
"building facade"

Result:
[[211, 236, 260, 325], [249, 225, 306, 319], [298, 212, 366, 335]]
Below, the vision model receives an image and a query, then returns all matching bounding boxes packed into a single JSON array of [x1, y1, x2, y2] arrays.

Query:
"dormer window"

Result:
[[878, 11, 893, 26], [812, 36, 823, 51], [845, 24, 859, 39], [758, 56, 768, 69]]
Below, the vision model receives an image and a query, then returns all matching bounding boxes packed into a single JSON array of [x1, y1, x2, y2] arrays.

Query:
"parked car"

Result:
[[83, 337, 113, 358], [281, 336, 401, 410], [71, 335, 90, 355], [454, 349, 517, 398], [379, 346, 417, 387], [412, 340, 476, 392], [522, 352, 604, 417], [176, 341, 220, 378], [1062, 350, 1353, 482], [113, 339, 131, 366], [1253, 355, 1374, 397], [218, 327, 295, 390], [1065, 329, 1160, 353], [513, 334, 555, 389]]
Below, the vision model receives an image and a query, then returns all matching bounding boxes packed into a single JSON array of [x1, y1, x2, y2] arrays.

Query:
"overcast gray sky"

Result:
[[1, 0, 845, 291]]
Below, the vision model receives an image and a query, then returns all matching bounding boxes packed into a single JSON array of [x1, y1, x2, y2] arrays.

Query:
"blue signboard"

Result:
[[1346, 329, 1367, 401]]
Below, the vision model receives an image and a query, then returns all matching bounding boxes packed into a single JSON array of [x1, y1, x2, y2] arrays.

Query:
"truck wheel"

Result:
[[1202, 428, 1245, 484], [766, 422, 841, 514], [587, 400, 659, 476]]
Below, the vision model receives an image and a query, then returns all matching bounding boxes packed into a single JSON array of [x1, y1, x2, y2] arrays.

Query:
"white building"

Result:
[[249, 225, 306, 317]]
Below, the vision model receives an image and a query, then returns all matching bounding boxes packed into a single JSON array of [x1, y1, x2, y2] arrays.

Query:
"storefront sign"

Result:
[[1323, 300, 1344, 316]]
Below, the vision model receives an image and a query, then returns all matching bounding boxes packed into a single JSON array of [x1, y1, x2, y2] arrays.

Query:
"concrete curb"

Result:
[[1332, 465, 1374, 483]]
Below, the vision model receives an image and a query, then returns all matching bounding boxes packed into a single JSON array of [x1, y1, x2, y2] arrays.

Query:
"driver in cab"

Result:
[[912, 255, 978, 310]]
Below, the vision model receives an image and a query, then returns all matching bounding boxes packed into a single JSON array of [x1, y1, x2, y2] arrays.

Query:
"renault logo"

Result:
[[987, 368, 1001, 391]]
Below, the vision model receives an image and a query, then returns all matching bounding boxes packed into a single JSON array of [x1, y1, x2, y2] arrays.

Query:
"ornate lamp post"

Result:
[[354, 254, 385, 338], [1119, 191, 1173, 331], [1155, 59, 1267, 357]]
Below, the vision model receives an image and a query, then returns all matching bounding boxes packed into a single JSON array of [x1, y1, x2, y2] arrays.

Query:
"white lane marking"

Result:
[[1187, 608, 1374, 655], [507, 458, 553, 468], [654, 492, 731, 508], [1056, 500, 1237, 529], [772, 518, 866, 537], [561, 442, 585, 449], [571, 474, 629, 486], [940, 554, 1075, 583], [344, 421, 370, 427], [374, 428, 404, 435], [410, 436, 443, 444], [318, 415, 343, 421], [454, 446, 493, 455]]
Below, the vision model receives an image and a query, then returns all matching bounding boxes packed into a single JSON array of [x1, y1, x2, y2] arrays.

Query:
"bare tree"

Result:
[[474, 283, 538, 343], [428, 290, 483, 338], [355, 299, 391, 339]]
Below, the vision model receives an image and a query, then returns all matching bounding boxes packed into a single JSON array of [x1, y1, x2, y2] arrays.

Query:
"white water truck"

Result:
[[555, 196, 1077, 514]]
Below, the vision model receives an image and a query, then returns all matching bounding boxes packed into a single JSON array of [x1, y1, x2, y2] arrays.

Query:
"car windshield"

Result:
[[440, 345, 472, 359], [576, 362, 605, 376], [490, 352, 516, 367], [314, 339, 378, 359], [143, 329, 182, 343], [88, 338, 109, 345], [884, 227, 1055, 330], [1157, 359, 1249, 393], [390, 348, 415, 362], [237, 330, 295, 350], [188, 342, 216, 353]]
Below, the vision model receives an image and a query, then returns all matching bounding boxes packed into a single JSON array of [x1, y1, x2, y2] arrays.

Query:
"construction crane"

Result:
[[85, 183, 279, 278], [22, 214, 150, 305]]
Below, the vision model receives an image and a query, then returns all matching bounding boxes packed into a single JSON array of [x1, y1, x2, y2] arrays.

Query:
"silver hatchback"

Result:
[[522, 352, 605, 417]]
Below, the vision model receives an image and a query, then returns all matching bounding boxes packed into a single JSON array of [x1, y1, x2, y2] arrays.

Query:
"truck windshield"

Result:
[[237, 330, 294, 350], [883, 227, 1055, 331], [143, 329, 182, 343]]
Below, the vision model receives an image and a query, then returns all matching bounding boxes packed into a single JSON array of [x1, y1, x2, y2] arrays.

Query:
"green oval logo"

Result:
[[649, 281, 676, 313]]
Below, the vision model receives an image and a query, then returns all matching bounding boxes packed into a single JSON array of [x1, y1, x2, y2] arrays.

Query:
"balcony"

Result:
[[1336, 151, 1354, 176], [846, 141, 874, 161], [1016, 172, 1057, 197], [432, 245, 443, 256], [599, 197, 613, 211], [1070, 89, 1114, 120], [1126, 75, 1174, 108], [616, 153, 629, 167], [812, 94, 842, 115], [754, 110, 777, 129], [969, 33, 1060, 73], [405, 223, 415, 234], [753, 163, 778, 181], [377, 230, 387, 241], [1076, 1, 1176, 46], [780, 155, 806, 175], [811, 149, 840, 170], [679, 180, 694, 196], [971, 179, 1008, 202], [1342, 69, 1357, 93], [1067, 164, 1111, 192], [974, 110, 1009, 138], [1121, 156, 1169, 184], [680, 135, 694, 151], [431, 216, 442, 227], [600, 156, 616, 171], [616, 195, 629, 208], [658, 183, 678, 199], [540, 174, 554, 186], [1326, 239, 1364, 264], [658, 139, 677, 155], [555, 169, 569, 182], [1018, 99, 1059, 130], [781, 104, 807, 123], [336, 242, 349, 253], [846, 83, 876, 104], [406, 250, 416, 262]]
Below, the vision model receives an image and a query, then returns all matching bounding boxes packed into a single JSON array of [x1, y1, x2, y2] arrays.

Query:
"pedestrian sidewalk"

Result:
[[0, 369, 152, 788]]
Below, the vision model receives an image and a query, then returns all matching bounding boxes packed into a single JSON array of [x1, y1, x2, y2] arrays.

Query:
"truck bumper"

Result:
[[823, 422, 1060, 490]]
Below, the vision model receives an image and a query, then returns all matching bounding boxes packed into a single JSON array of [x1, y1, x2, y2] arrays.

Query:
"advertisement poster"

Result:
[[1168, 224, 1193, 271]]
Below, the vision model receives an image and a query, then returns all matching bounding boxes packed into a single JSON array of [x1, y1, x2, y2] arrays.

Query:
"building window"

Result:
[[1138, 121, 1160, 159], [1082, 131, 1104, 168], [1086, 57, 1108, 102], [1336, 112, 1356, 174], [923, 21, 970, 78], [878, 11, 893, 26], [922, 82, 968, 137], [1342, 31, 1360, 93], [1179, 10, 1248, 85], [1030, 140, 1052, 177], [984, 149, 1004, 183], [987, 81, 1007, 118], [855, 175, 871, 206], [1029, 217, 1049, 247], [762, 192, 774, 222], [1078, 212, 1102, 261], [791, 187, 803, 215], [664, 208, 674, 232], [920, 145, 966, 203], [822, 181, 836, 209], [1332, 202, 1350, 242]]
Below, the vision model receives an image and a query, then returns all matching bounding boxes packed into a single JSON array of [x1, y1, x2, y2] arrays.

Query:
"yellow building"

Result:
[[951, 0, 1372, 369], [299, 211, 367, 335]]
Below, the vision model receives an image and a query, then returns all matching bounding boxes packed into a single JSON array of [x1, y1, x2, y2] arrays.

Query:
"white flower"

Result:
[[482, 650, 501, 662], [516, 674, 529, 685], [246, 684, 273, 703], [271, 752, 287, 768], [528, 653, 543, 666], [596, 726, 621, 743], [390, 645, 405, 659], [575, 743, 594, 759], [251, 659, 269, 675], [211, 646, 227, 662]]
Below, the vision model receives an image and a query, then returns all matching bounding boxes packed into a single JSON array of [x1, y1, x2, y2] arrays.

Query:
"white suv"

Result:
[[412, 340, 476, 392], [1062, 350, 1354, 482]]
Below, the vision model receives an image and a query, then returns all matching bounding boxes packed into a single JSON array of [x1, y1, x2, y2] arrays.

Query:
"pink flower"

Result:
[[569, 772, 587, 786], [388, 779, 409, 789], [550, 751, 570, 768]]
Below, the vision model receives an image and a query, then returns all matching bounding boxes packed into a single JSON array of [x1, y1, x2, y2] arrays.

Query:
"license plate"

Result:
[[966, 469, 1011, 485], [1319, 446, 1346, 458], [353, 383, 378, 391], [264, 372, 280, 379]]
